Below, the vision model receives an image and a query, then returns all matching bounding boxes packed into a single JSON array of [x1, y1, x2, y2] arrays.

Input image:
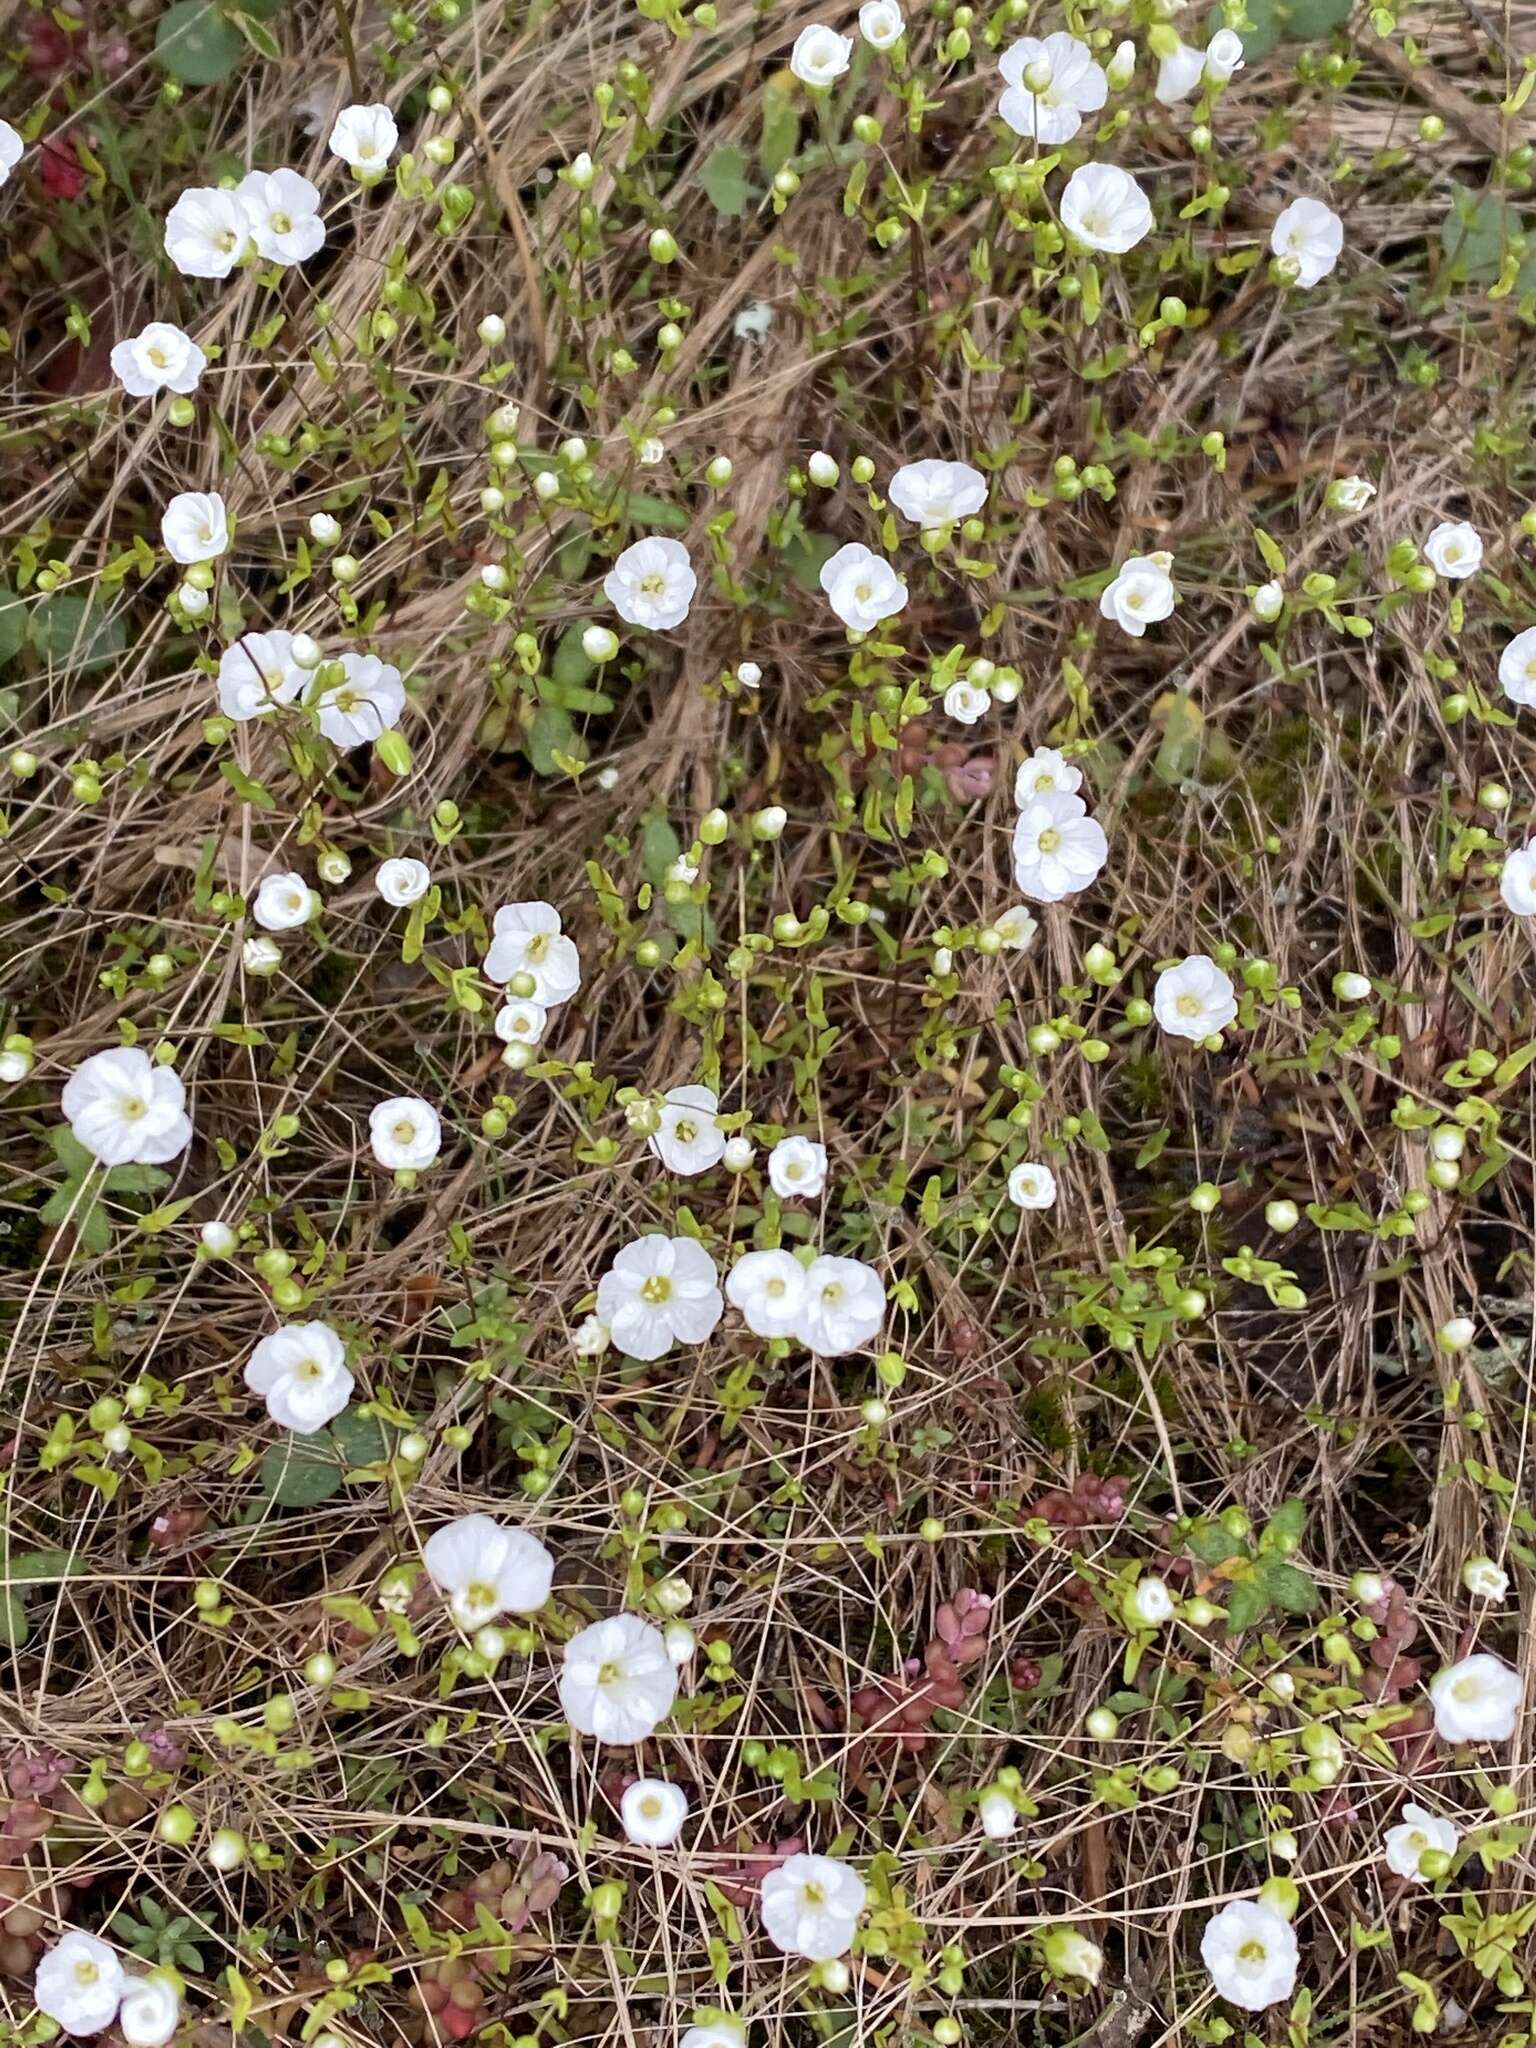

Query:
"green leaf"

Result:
[[155, 0, 246, 82], [228, 8, 281, 56], [1224, 1580, 1270, 1635], [0, 589, 26, 667], [1185, 1523, 1243, 1566], [0, 1593, 28, 1648], [782, 529, 841, 593], [1259, 1558, 1318, 1615], [700, 143, 749, 219], [1439, 184, 1532, 287], [1263, 1499, 1307, 1547], [33, 593, 127, 674], [621, 492, 689, 533], [527, 702, 584, 777], [1, 1548, 88, 1583], [760, 85, 800, 179], [258, 1410, 385, 1507]]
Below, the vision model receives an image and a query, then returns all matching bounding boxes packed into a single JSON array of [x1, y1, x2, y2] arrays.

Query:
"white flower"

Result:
[[768, 1135, 828, 1200], [680, 2021, 744, 2048], [0, 121, 22, 186], [807, 450, 840, 487], [111, 323, 206, 399], [1383, 1802, 1459, 1883], [888, 459, 987, 531], [1200, 1900, 1299, 2012], [650, 1085, 727, 1175], [1499, 842, 1536, 915], [858, 0, 903, 47], [1060, 163, 1154, 253], [33, 1933, 126, 2037], [1040, 1926, 1104, 1986], [243, 936, 281, 975], [596, 1235, 724, 1361], [1011, 792, 1109, 904], [375, 857, 431, 906], [162, 491, 230, 565], [63, 1047, 192, 1166], [760, 1854, 867, 1961], [1252, 579, 1284, 621], [1423, 521, 1482, 580], [820, 542, 908, 631], [164, 186, 252, 278], [485, 901, 582, 1005], [621, 1778, 690, 1846], [316, 652, 406, 748], [253, 872, 316, 933], [1499, 627, 1536, 706], [1153, 40, 1206, 103], [244, 1321, 353, 1433], [1099, 552, 1176, 636], [726, 1249, 810, 1339], [722, 1135, 756, 1171], [944, 680, 991, 725], [118, 1975, 180, 2048], [997, 33, 1108, 143], [796, 1254, 885, 1356], [1205, 29, 1246, 80], [1463, 1555, 1509, 1601], [1008, 1160, 1057, 1211], [1270, 197, 1343, 287], [1429, 1652, 1523, 1743], [978, 1787, 1020, 1839], [369, 1095, 441, 1171], [790, 23, 853, 85], [1329, 475, 1375, 514], [217, 631, 306, 721], [1126, 1575, 1174, 1626], [560, 1612, 678, 1743], [329, 103, 399, 171], [991, 904, 1039, 951], [1154, 955, 1237, 1041], [495, 997, 548, 1046], [603, 536, 697, 631], [236, 167, 326, 266], [1014, 747, 1082, 806], [423, 1513, 554, 1627]]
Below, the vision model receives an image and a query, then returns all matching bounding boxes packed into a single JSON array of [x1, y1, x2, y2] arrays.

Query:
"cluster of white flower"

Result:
[[33, 1935, 179, 2044], [1010, 746, 1108, 903]]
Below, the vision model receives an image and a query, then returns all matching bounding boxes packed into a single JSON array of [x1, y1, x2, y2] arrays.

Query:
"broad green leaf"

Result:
[[700, 143, 749, 219], [1224, 1579, 1270, 1635], [155, 0, 246, 83], [760, 86, 800, 179], [33, 592, 126, 673], [1260, 1558, 1318, 1614], [1, 1548, 87, 1583], [527, 702, 584, 777], [0, 589, 25, 667]]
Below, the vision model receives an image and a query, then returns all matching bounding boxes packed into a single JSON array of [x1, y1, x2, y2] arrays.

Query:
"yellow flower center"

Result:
[[1176, 993, 1202, 1017], [1037, 828, 1061, 853], [271, 211, 293, 234], [641, 1275, 672, 1305]]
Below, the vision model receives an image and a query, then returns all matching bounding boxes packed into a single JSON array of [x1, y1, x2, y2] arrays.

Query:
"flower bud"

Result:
[[807, 450, 840, 487], [583, 625, 620, 663]]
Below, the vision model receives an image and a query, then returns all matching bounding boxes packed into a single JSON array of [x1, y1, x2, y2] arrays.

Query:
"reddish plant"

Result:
[[851, 1587, 993, 1755], [709, 1835, 804, 1908]]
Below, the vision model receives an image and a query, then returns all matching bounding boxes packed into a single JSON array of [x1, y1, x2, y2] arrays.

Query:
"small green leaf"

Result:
[[155, 0, 246, 85], [1224, 1579, 1270, 1635], [759, 86, 800, 179], [700, 143, 749, 219], [1259, 1558, 1318, 1615]]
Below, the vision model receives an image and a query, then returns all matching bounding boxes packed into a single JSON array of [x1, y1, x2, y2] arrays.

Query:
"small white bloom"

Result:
[[1329, 474, 1376, 513], [888, 459, 987, 531], [252, 872, 316, 933], [603, 536, 696, 632], [663, 1619, 696, 1664], [118, 1975, 180, 2048], [621, 1778, 690, 1846], [1153, 954, 1237, 1041], [164, 186, 252, 278], [858, 0, 903, 47], [977, 1787, 1019, 1839], [244, 1321, 353, 1433], [768, 1135, 828, 1199], [1099, 552, 1176, 637], [1014, 746, 1082, 806], [650, 1084, 728, 1176], [0, 1047, 32, 1084], [329, 103, 399, 172], [1205, 29, 1246, 80], [236, 167, 326, 266], [1012, 792, 1109, 904], [1498, 626, 1536, 706], [1270, 197, 1343, 287], [597, 1234, 724, 1361], [734, 302, 774, 341], [0, 121, 22, 186], [1126, 1575, 1174, 1627], [680, 2021, 744, 2048], [1499, 842, 1536, 915], [1200, 1899, 1299, 2012], [722, 1135, 756, 1172], [997, 33, 1108, 143], [485, 901, 582, 1005], [583, 625, 620, 663], [1106, 39, 1135, 87], [495, 997, 548, 1046], [1462, 1555, 1509, 1601], [63, 1047, 191, 1166], [737, 660, 763, 688], [423, 1512, 554, 1627], [726, 1249, 809, 1339], [217, 631, 306, 721], [33, 1933, 126, 2037], [1383, 1802, 1459, 1883], [820, 541, 908, 632], [574, 1315, 610, 1357], [1060, 162, 1154, 253], [760, 1854, 867, 1961], [1154, 39, 1206, 103], [790, 23, 853, 86], [1252, 579, 1284, 622], [375, 856, 431, 907], [1423, 521, 1483, 580], [369, 1095, 441, 1171], [1008, 1160, 1057, 1212], [309, 512, 341, 546], [315, 652, 406, 748], [1429, 1652, 1523, 1743], [807, 450, 840, 487], [111, 323, 207, 399], [560, 1612, 679, 1743], [1040, 1926, 1104, 1986], [991, 903, 1039, 951], [243, 935, 281, 975], [796, 1254, 885, 1356], [943, 677, 991, 725], [162, 490, 230, 565]]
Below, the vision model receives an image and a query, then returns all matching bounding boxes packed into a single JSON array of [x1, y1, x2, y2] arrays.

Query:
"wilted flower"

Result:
[[790, 23, 853, 85], [820, 542, 908, 631], [1153, 955, 1237, 1041], [1498, 627, 1536, 705], [329, 102, 399, 172], [977, 1786, 1020, 1839], [991, 904, 1039, 950], [1200, 1899, 1298, 2012], [1039, 1925, 1104, 1988], [997, 33, 1107, 143], [1008, 1160, 1057, 1211], [484, 900, 582, 1005], [797, 1254, 885, 1355], [236, 167, 326, 265], [768, 1135, 827, 1199], [621, 1778, 690, 1846], [1499, 842, 1536, 915], [111, 322, 206, 398], [560, 1612, 678, 1742], [1382, 1802, 1459, 1883], [650, 1085, 727, 1175], [858, 0, 903, 47], [33, 1933, 126, 2036], [1429, 1652, 1523, 1742], [1125, 1575, 1175, 1627], [596, 1234, 724, 1360], [162, 490, 230, 564], [1423, 520, 1482, 579], [369, 1095, 441, 1171], [604, 536, 697, 631], [63, 1047, 192, 1165], [726, 1249, 809, 1339], [423, 1513, 554, 1626], [244, 1321, 353, 1433], [943, 679, 990, 724], [888, 458, 987, 530], [315, 651, 406, 748], [1462, 1555, 1509, 1601], [1099, 552, 1175, 636], [118, 1974, 180, 2048], [375, 856, 431, 906], [760, 1854, 867, 1960], [1060, 163, 1154, 253], [252, 872, 315, 932], [1270, 197, 1343, 287], [1205, 29, 1246, 80], [164, 186, 252, 278], [1328, 474, 1376, 514], [1011, 792, 1109, 903]]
